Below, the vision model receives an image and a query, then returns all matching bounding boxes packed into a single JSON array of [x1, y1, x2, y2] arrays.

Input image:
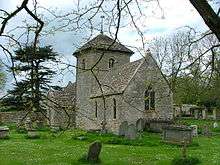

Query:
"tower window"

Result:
[[144, 86, 155, 110], [113, 98, 116, 119], [109, 58, 115, 68], [82, 59, 85, 70], [95, 101, 98, 118]]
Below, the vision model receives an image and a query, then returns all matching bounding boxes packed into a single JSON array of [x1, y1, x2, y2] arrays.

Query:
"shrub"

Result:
[[171, 157, 200, 165]]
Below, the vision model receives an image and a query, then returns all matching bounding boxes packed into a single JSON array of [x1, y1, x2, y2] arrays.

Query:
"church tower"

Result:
[[73, 34, 134, 130]]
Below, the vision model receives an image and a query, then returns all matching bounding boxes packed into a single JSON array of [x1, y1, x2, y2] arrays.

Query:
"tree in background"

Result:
[[2, 46, 58, 113], [0, 61, 5, 89], [150, 30, 220, 108]]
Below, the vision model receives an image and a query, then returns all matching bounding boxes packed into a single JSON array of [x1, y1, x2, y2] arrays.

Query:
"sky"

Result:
[[0, 0, 213, 96]]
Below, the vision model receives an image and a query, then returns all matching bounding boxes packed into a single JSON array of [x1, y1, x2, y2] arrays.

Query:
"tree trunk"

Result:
[[189, 0, 220, 42]]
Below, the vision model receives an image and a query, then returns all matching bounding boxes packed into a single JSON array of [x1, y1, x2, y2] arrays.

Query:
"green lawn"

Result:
[[0, 122, 220, 165]]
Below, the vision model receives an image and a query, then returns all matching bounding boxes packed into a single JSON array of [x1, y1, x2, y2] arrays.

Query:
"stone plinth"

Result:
[[162, 125, 192, 144], [148, 120, 173, 133]]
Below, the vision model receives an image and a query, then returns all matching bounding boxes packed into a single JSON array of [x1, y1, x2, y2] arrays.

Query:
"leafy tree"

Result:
[[3, 45, 58, 112]]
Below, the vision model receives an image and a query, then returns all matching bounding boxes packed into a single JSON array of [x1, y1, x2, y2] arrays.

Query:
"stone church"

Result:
[[48, 34, 173, 134]]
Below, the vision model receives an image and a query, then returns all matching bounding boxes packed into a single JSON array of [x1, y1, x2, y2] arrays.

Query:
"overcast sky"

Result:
[[0, 0, 214, 95]]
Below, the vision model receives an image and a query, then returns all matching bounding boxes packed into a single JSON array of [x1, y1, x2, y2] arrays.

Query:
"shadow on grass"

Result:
[[171, 156, 201, 165], [77, 154, 101, 165]]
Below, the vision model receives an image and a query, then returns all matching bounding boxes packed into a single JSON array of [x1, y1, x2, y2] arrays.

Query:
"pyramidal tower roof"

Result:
[[73, 34, 134, 56]]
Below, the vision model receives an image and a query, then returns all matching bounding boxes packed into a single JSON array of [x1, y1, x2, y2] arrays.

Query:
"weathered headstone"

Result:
[[194, 109, 199, 119], [87, 141, 102, 162], [203, 125, 212, 137], [202, 109, 207, 119], [213, 109, 217, 120], [0, 126, 9, 139], [213, 122, 219, 128], [119, 121, 128, 136], [50, 126, 60, 133], [125, 124, 137, 140], [136, 118, 145, 132], [190, 125, 198, 137], [27, 129, 40, 139]]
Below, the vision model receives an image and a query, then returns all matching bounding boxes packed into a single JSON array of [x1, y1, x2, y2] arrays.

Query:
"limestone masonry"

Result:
[[48, 34, 173, 133]]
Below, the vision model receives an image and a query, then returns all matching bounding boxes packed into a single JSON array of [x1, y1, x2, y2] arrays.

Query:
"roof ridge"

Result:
[[73, 34, 134, 55], [121, 59, 145, 92]]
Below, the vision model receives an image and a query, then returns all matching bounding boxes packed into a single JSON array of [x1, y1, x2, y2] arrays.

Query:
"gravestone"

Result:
[[125, 124, 137, 140], [136, 118, 145, 132], [203, 125, 212, 137], [194, 109, 199, 119], [51, 126, 60, 133], [213, 109, 217, 120], [162, 125, 192, 144], [0, 126, 9, 139], [119, 121, 128, 136], [27, 129, 40, 139], [190, 125, 198, 137], [213, 122, 219, 128], [149, 120, 173, 133], [202, 109, 207, 119], [87, 141, 102, 162]]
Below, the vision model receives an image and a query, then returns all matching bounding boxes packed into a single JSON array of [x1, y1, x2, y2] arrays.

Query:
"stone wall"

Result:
[[75, 46, 173, 134], [0, 111, 46, 124], [75, 50, 131, 131], [47, 82, 76, 128]]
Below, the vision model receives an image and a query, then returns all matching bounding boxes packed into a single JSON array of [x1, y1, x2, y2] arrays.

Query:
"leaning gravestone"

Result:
[[125, 124, 137, 140], [119, 121, 128, 136], [136, 118, 145, 132], [0, 126, 9, 139], [87, 141, 102, 162]]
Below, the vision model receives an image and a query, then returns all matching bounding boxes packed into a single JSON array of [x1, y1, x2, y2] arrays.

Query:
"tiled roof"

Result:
[[91, 59, 144, 98], [73, 34, 134, 55]]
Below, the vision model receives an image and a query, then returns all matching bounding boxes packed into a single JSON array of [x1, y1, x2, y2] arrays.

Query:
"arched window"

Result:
[[144, 86, 155, 110], [113, 98, 116, 119], [82, 59, 85, 70], [95, 101, 98, 118], [109, 58, 115, 68]]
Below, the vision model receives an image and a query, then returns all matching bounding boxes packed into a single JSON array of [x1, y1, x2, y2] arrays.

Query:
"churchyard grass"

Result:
[[0, 123, 220, 165]]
